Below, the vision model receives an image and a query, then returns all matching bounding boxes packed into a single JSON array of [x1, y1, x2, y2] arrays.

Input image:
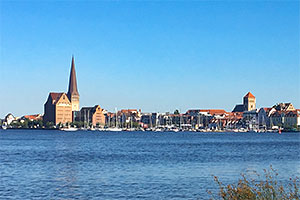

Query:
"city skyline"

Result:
[[0, 1, 299, 117]]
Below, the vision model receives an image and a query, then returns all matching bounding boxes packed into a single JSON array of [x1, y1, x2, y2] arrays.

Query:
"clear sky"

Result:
[[0, 1, 299, 117]]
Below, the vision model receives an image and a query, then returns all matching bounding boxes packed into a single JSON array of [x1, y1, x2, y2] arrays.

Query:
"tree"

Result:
[[37, 119, 43, 128], [45, 121, 54, 129], [21, 119, 29, 128]]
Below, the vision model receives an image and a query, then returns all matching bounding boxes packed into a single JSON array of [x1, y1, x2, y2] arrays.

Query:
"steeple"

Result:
[[243, 91, 256, 111], [67, 55, 80, 112], [67, 56, 79, 96]]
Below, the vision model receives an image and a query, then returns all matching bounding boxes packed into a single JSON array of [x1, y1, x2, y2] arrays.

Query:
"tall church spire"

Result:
[[67, 56, 79, 96], [67, 55, 80, 112]]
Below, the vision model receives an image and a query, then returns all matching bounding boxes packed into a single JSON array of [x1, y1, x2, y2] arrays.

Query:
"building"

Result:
[[272, 103, 295, 112], [43, 92, 72, 124], [284, 110, 300, 128], [269, 109, 300, 129], [67, 56, 80, 120], [232, 92, 256, 112], [243, 92, 256, 111], [140, 113, 157, 127], [208, 112, 243, 130], [258, 107, 276, 129], [43, 56, 78, 125], [78, 105, 105, 127], [243, 109, 259, 130], [186, 109, 227, 128], [4, 113, 15, 125], [22, 114, 43, 121]]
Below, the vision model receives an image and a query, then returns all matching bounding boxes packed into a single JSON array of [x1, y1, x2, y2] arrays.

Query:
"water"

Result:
[[0, 130, 299, 199]]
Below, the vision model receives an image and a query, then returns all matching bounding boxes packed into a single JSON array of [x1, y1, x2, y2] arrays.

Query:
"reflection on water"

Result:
[[52, 138, 80, 199], [0, 130, 299, 199]]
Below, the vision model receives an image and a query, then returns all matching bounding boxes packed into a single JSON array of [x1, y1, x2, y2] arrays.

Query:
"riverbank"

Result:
[[2, 126, 299, 133]]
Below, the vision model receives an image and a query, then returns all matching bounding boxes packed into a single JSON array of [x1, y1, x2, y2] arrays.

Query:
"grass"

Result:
[[208, 166, 300, 200]]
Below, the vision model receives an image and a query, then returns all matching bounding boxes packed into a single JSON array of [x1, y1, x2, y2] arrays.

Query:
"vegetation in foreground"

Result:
[[208, 166, 299, 200]]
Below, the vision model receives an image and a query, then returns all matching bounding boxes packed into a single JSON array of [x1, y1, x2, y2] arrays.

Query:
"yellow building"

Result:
[[243, 92, 256, 111], [232, 92, 256, 112], [44, 93, 72, 125], [79, 105, 106, 127], [43, 56, 80, 125]]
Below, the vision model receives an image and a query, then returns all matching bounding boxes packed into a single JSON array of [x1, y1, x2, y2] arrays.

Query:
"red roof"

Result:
[[199, 109, 227, 115], [24, 114, 42, 120], [186, 109, 227, 115], [50, 92, 64, 102], [244, 92, 255, 98], [120, 109, 138, 113]]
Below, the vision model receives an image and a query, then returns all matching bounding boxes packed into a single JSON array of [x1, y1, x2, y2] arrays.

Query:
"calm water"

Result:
[[0, 130, 299, 199]]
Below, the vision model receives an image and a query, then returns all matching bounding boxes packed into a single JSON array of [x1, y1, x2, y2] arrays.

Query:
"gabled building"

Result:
[[43, 92, 72, 124], [78, 105, 105, 127], [186, 109, 227, 128], [118, 109, 142, 124], [272, 103, 295, 112], [258, 107, 276, 129], [232, 92, 256, 112], [43, 56, 80, 125], [4, 113, 15, 125], [22, 114, 43, 121], [269, 109, 300, 129], [284, 110, 300, 128], [209, 112, 243, 130]]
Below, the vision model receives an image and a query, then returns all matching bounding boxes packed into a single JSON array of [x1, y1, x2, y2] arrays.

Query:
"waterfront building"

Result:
[[43, 56, 80, 125], [4, 113, 15, 125], [269, 110, 286, 128], [269, 109, 300, 129], [257, 107, 276, 129], [186, 109, 227, 129], [141, 113, 157, 128], [105, 112, 116, 127], [118, 109, 141, 125], [78, 105, 105, 127], [22, 114, 43, 121], [284, 110, 300, 128], [272, 103, 295, 112], [186, 109, 227, 116], [208, 112, 243, 130], [43, 92, 72, 125], [243, 109, 259, 130], [232, 92, 256, 112]]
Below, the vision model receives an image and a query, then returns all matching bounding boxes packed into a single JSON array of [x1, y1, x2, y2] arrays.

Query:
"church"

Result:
[[232, 92, 256, 112], [43, 56, 80, 125]]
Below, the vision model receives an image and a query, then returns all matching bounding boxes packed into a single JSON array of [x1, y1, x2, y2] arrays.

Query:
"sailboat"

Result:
[[107, 108, 122, 132]]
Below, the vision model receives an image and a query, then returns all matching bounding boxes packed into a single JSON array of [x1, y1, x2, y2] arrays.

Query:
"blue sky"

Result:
[[0, 1, 299, 117]]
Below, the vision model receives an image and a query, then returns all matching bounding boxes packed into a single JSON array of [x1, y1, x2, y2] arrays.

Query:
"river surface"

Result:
[[0, 130, 299, 199]]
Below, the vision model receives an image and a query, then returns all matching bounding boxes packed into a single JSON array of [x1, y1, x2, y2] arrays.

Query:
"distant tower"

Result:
[[67, 56, 80, 112], [243, 92, 256, 111]]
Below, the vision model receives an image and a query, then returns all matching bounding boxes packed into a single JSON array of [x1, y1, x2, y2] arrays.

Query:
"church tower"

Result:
[[67, 56, 80, 112], [243, 92, 256, 111]]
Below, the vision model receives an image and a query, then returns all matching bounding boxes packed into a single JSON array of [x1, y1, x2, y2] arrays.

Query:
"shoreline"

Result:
[[1, 127, 299, 133]]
